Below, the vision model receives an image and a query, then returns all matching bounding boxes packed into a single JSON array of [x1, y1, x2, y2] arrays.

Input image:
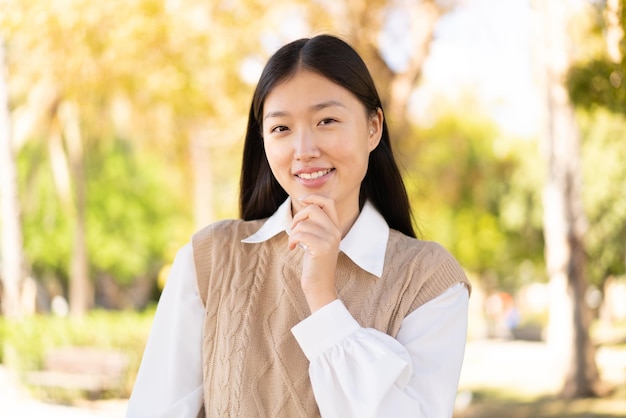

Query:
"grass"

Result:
[[455, 390, 626, 418]]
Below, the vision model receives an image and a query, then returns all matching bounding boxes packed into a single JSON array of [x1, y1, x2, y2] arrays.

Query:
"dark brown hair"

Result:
[[239, 34, 416, 238]]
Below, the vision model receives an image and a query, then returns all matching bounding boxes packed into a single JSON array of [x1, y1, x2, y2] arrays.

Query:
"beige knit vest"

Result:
[[192, 219, 470, 418]]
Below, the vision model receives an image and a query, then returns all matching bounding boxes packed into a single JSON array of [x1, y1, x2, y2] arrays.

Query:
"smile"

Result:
[[296, 169, 333, 180]]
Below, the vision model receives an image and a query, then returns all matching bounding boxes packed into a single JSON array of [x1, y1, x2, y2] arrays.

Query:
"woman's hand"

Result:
[[288, 195, 341, 313]]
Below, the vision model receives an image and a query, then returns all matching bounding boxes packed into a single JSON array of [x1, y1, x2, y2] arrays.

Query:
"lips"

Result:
[[295, 168, 333, 180]]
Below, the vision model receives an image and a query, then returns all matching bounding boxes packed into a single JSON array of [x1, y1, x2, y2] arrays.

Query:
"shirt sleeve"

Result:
[[291, 282, 469, 418], [125, 243, 205, 418]]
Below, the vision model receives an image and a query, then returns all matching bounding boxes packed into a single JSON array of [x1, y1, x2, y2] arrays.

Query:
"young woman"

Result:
[[126, 34, 471, 418]]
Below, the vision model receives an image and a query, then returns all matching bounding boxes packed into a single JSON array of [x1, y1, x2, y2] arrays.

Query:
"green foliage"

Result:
[[1, 308, 155, 399], [579, 109, 626, 285], [18, 138, 192, 286], [567, 0, 626, 115], [18, 143, 73, 280], [404, 108, 545, 292], [4, 0, 266, 295], [563, 0, 626, 286], [568, 59, 626, 116], [85, 139, 192, 285]]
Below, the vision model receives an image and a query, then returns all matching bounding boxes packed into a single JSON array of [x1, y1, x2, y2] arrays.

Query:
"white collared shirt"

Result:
[[126, 199, 469, 418], [242, 198, 388, 277]]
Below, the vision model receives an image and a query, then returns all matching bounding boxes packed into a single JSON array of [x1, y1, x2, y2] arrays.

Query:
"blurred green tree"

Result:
[[406, 104, 545, 293], [18, 138, 190, 298], [565, 0, 626, 288], [567, 0, 625, 116], [579, 110, 626, 286], [2, 0, 268, 315], [533, 0, 602, 399]]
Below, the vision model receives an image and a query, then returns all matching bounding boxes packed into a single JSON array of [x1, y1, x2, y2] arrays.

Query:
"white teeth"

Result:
[[298, 169, 331, 180]]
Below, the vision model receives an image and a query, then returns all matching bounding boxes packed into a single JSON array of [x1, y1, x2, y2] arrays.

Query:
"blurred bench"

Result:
[[26, 346, 128, 396]]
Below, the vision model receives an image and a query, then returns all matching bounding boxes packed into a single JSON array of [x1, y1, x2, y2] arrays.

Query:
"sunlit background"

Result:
[[0, 0, 625, 416]]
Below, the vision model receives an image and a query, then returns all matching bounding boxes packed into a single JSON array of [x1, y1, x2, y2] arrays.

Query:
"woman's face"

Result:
[[262, 70, 382, 223]]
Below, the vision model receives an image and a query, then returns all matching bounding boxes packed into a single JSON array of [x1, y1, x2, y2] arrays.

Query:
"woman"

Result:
[[126, 34, 470, 418]]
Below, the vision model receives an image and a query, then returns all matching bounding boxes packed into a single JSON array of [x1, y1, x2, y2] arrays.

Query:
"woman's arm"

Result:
[[126, 244, 205, 418], [291, 282, 469, 418]]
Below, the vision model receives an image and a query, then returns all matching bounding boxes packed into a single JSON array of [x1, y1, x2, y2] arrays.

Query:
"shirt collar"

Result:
[[242, 197, 389, 277]]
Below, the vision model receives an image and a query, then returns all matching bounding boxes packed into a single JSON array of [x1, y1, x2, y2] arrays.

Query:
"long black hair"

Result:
[[239, 34, 416, 238]]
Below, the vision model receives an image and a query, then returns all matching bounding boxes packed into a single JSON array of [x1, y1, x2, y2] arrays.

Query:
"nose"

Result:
[[294, 129, 320, 161]]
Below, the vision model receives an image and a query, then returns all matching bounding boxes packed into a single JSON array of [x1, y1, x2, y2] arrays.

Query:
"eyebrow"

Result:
[[263, 100, 346, 121]]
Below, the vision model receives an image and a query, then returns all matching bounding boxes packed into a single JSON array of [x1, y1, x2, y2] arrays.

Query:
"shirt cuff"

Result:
[[291, 299, 360, 361]]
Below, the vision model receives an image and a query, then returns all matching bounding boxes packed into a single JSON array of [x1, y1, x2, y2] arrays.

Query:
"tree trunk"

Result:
[[60, 102, 92, 317], [533, 0, 601, 398], [0, 39, 26, 319]]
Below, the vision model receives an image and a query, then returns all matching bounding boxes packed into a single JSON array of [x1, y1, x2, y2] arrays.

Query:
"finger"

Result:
[[289, 214, 340, 254], [288, 231, 337, 256], [291, 206, 335, 240], [288, 219, 328, 250], [295, 195, 339, 227]]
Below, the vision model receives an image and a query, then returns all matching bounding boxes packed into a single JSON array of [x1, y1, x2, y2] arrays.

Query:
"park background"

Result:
[[0, 0, 625, 416]]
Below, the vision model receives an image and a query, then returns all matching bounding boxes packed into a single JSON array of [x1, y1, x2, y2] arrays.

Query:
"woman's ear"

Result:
[[367, 108, 384, 151]]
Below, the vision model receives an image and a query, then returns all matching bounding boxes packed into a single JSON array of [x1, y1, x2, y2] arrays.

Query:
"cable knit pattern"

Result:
[[192, 220, 470, 418]]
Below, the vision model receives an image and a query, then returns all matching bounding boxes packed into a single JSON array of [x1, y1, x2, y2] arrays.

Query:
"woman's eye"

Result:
[[271, 125, 289, 133], [319, 118, 337, 126]]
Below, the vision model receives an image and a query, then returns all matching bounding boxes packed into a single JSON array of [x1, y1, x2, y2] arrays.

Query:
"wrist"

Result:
[[302, 286, 338, 313]]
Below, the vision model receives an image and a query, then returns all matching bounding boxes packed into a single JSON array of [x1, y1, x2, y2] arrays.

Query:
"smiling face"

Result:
[[262, 70, 383, 226]]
